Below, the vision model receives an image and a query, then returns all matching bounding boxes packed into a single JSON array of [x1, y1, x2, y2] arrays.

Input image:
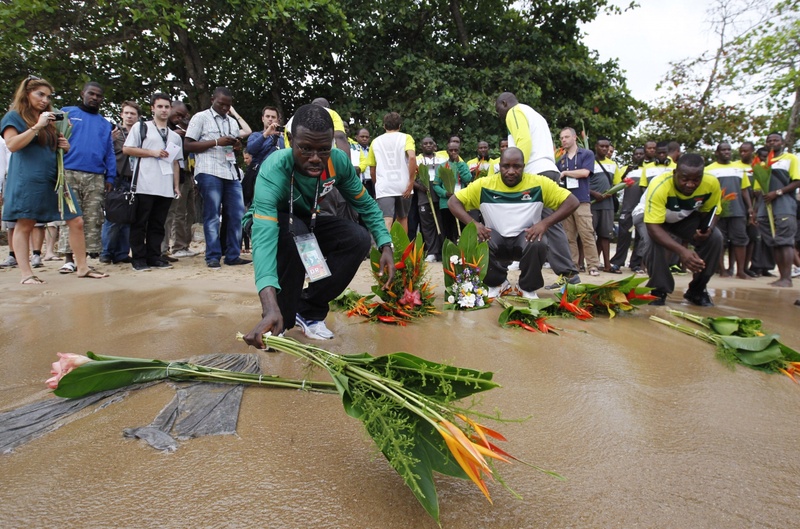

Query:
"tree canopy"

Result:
[[0, 0, 638, 154]]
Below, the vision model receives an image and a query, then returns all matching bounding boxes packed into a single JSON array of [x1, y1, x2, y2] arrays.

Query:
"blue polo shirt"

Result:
[[556, 147, 594, 203]]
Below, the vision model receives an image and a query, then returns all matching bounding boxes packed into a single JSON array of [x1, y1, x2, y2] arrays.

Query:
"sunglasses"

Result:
[[24, 75, 41, 89]]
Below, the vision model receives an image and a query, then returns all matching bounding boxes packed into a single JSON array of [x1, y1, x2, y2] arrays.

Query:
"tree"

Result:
[[0, 0, 638, 153], [641, 0, 769, 150], [727, 0, 800, 149]]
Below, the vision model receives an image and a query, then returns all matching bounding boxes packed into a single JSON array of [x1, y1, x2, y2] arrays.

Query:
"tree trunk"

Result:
[[449, 0, 471, 65], [173, 26, 210, 111]]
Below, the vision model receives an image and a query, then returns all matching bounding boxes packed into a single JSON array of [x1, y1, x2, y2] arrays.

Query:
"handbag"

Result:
[[104, 119, 147, 224]]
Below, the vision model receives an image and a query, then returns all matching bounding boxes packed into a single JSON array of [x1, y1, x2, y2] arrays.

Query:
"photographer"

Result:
[[244, 105, 285, 209]]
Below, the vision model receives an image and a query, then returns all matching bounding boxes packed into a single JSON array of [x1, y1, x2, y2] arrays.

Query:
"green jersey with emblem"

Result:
[[644, 171, 721, 224], [251, 148, 391, 293], [454, 172, 571, 237]]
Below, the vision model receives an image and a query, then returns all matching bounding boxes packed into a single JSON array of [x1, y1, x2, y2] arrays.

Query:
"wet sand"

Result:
[[1, 248, 799, 528]]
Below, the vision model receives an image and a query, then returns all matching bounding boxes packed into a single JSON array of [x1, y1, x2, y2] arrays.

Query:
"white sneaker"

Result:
[[792, 265, 800, 278], [171, 249, 197, 258], [508, 261, 520, 271], [520, 288, 539, 299], [543, 261, 551, 269], [425, 254, 437, 263], [295, 314, 334, 340], [0, 255, 17, 268], [487, 279, 511, 298], [31, 254, 43, 268]]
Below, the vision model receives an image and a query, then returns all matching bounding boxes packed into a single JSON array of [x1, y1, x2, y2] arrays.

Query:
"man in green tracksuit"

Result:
[[243, 104, 395, 344]]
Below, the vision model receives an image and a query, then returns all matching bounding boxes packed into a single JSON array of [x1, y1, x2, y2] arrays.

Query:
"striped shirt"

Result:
[[185, 108, 240, 180]]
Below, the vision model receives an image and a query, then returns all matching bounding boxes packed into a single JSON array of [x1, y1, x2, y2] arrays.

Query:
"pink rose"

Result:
[[46, 352, 92, 390]]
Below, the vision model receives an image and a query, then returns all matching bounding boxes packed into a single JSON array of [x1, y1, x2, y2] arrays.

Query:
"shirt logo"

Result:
[[521, 192, 531, 201], [320, 180, 335, 197]]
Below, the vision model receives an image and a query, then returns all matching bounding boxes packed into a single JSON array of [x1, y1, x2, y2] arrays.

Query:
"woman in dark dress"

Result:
[[1, 76, 107, 283]]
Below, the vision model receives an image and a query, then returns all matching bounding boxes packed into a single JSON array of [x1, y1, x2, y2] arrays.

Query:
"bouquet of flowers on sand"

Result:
[[442, 223, 490, 310], [346, 223, 438, 325], [45, 335, 562, 523], [495, 275, 657, 333], [651, 310, 800, 385], [53, 111, 76, 218]]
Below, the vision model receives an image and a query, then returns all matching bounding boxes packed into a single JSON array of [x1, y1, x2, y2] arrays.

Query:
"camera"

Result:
[[52, 112, 65, 121], [275, 125, 285, 133]]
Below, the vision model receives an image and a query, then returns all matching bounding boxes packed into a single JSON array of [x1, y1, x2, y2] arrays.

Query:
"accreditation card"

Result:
[[293, 233, 331, 282]]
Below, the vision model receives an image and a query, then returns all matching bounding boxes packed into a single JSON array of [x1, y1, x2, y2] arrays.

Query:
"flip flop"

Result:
[[59, 262, 77, 274], [77, 268, 109, 279], [20, 275, 46, 285]]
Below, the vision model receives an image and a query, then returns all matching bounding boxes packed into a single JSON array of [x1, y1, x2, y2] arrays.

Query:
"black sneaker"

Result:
[[113, 256, 133, 264], [649, 290, 667, 306], [99, 256, 113, 264], [148, 258, 173, 269], [225, 257, 252, 266], [162, 254, 179, 263], [132, 260, 151, 272], [744, 269, 759, 278], [207, 259, 221, 269], [683, 289, 713, 307]]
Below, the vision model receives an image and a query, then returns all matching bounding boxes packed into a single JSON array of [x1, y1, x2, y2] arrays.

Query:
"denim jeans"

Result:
[[195, 173, 244, 263], [100, 219, 130, 262]]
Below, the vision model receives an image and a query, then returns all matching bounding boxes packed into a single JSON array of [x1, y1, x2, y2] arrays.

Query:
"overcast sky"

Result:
[[581, 0, 725, 103]]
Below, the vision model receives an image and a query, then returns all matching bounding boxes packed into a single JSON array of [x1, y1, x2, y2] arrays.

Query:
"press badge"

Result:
[[293, 233, 331, 282], [224, 146, 236, 162]]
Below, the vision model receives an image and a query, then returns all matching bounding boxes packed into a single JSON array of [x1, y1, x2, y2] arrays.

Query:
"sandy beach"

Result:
[[1, 238, 799, 528]]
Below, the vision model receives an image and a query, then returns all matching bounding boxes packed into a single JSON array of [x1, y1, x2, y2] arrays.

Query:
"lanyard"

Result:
[[157, 127, 168, 148], [288, 172, 322, 236], [208, 109, 230, 138]]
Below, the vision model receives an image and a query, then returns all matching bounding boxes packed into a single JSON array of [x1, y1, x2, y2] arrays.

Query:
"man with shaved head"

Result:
[[447, 146, 579, 299], [495, 92, 580, 287]]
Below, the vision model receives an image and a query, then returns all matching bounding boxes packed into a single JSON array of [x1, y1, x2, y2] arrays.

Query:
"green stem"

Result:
[[650, 316, 718, 345], [666, 310, 710, 329]]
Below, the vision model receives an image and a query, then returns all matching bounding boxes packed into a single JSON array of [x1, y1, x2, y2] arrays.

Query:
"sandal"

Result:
[[589, 268, 600, 277], [77, 267, 109, 279], [44, 255, 62, 261], [605, 266, 622, 274], [59, 262, 77, 274], [20, 275, 46, 285]]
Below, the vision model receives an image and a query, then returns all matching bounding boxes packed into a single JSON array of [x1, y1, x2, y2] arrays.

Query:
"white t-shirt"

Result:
[[369, 131, 414, 199], [0, 138, 10, 194], [506, 104, 559, 175], [124, 121, 183, 198]]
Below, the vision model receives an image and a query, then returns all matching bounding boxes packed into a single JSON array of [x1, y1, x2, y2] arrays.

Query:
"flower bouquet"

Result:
[[559, 275, 657, 318], [718, 187, 739, 217], [752, 150, 776, 236], [442, 223, 490, 310], [329, 288, 372, 312], [651, 310, 800, 384], [496, 297, 559, 334], [590, 177, 635, 204], [53, 112, 76, 218], [45, 335, 563, 523], [347, 223, 438, 325]]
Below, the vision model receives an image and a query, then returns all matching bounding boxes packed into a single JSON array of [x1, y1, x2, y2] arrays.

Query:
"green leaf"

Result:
[[731, 343, 784, 366], [54, 356, 171, 398]]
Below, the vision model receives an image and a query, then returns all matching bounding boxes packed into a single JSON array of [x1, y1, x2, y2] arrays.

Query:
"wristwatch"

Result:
[[379, 243, 393, 252], [776, 189, 784, 196]]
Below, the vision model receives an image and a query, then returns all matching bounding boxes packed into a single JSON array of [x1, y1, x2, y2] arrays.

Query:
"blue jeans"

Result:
[[195, 173, 244, 263], [100, 219, 130, 262]]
